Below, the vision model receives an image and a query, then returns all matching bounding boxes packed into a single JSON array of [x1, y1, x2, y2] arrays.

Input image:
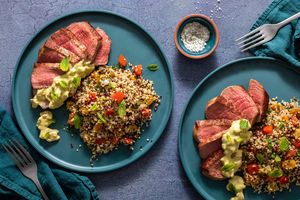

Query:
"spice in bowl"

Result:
[[181, 22, 210, 52]]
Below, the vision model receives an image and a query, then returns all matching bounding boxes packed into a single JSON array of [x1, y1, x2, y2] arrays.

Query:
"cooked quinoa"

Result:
[[241, 97, 300, 194], [67, 66, 159, 157]]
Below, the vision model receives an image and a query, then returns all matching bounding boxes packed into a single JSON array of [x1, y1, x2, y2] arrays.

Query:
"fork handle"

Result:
[[32, 177, 49, 200], [277, 12, 300, 28]]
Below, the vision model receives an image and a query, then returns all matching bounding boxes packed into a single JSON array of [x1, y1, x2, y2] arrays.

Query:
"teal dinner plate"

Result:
[[12, 10, 173, 172], [178, 57, 300, 200]]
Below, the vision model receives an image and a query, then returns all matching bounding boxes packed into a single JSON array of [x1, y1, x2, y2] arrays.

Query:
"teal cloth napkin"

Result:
[[0, 107, 99, 200], [250, 0, 300, 67]]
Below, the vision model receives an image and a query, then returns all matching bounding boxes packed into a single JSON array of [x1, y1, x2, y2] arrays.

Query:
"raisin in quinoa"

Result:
[[67, 66, 160, 157], [241, 97, 300, 194]]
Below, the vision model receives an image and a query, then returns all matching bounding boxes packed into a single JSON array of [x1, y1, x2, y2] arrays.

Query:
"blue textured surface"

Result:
[[0, 0, 273, 199]]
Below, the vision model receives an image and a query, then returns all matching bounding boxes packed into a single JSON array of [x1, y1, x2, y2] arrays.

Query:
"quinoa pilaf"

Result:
[[241, 97, 300, 194], [67, 66, 160, 157]]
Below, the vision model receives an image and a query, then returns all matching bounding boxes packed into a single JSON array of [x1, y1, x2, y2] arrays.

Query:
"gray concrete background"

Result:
[[0, 0, 273, 199]]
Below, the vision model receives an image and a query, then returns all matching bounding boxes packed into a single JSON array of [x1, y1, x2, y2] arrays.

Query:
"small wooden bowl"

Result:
[[174, 14, 220, 59]]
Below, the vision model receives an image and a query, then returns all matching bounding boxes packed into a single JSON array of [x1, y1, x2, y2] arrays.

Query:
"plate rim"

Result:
[[11, 10, 174, 173], [177, 56, 300, 199]]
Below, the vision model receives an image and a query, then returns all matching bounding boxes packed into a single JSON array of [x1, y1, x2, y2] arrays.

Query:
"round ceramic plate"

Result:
[[12, 11, 173, 172], [178, 57, 300, 200]]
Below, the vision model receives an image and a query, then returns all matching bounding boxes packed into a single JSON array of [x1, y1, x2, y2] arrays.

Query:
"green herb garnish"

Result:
[[147, 64, 159, 71], [50, 89, 59, 100], [73, 113, 81, 129], [268, 168, 283, 178], [112, 63, 120, 69], [256, 153, 265, 163], [227, 183, 237, 194], [97, 113, 106, 124], [109, 82, 116, 89], [118, 100, 126, 118], [279, 137, 289, 151], [297, 150, 300, 157], [72, 77, 81, 88], [274, 154, 281, 162], [59, 80, 68, 89], [278, 122, 285, 129], [221, 163, 236, 172], [239, 119, 249, 130], [60, 57, 70, 72], [266, 138, 273, 149], [90, 103, 98, 111]]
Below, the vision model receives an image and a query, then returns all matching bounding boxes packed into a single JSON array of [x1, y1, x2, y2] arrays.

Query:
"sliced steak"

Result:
[[201, 149, 225, 180], [31, 63, 63, 90], [205, 96, 242, 121], [93, 28, 112, 66], [220, 85, 259, 125], [193, 119, 231, 159], [37, 46, 65, 63], [248, 79, 269, 122], [50, 28, 87, 60], [44, 37, 81, 63], [67, 21, 102, 61]]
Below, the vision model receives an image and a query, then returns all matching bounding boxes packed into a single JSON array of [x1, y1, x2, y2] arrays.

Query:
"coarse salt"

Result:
[[180, 22, 210, 52]]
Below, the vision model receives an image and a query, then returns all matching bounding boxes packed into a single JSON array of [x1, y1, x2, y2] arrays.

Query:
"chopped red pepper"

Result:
[[286, 149, 297, 158], [123, 137, 133, 145], [141, 108, 152, 119], [111, 91, 125, 103], [133, 65, 143, 76], [278, 176, 289, 184], [89, 92, 97, 102], [247, 164, 260, 175], [263, 125, 273, 135], [111, 137, 119, 145], [118, 54, 127, 68], [293, 139, 300, 148], [105, 107, 115, 116], [291, 115, 299, 127]]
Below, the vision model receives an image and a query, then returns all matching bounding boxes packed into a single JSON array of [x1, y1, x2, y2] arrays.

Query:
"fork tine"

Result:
[[241, 39, 266, 52], [8, 140, 30, 165], [236, 32, 262, 45], [235, 27, 261, 42], [11, 139, 34, 163], [2, 144, 25, 168], [239, 35, 264, 49]]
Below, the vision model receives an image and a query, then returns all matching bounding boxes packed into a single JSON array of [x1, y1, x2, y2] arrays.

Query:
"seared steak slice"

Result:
[[50, 28, 87, 60], [31, 63, 63, 89], [44, 37, 81, 63], [37, 47, 65, 63], [220, 85, 259, 125], [94, 28, 112, 66], [201, 149, 225, 180], [205, 96, 242, 121], [194, 119, 231, 159], [248, 79, 269, 122], [67, 21, 102, 61]]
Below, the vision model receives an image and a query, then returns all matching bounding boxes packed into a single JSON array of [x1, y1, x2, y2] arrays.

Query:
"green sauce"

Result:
[[31, 61, 95, 109], [221, 119, 252, 177], [221, 119, 252, 200], [226, 176, 246, 200], [37, 111, 59, 142]]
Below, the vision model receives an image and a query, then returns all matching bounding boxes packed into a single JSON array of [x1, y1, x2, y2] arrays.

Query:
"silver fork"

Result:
[[2, 139, 49, 200], [236, 12, 300, 52]]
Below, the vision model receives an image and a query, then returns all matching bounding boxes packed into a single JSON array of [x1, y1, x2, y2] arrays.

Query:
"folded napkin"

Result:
[[250, 0, 300, 67], [0, 107, 99, 200]]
